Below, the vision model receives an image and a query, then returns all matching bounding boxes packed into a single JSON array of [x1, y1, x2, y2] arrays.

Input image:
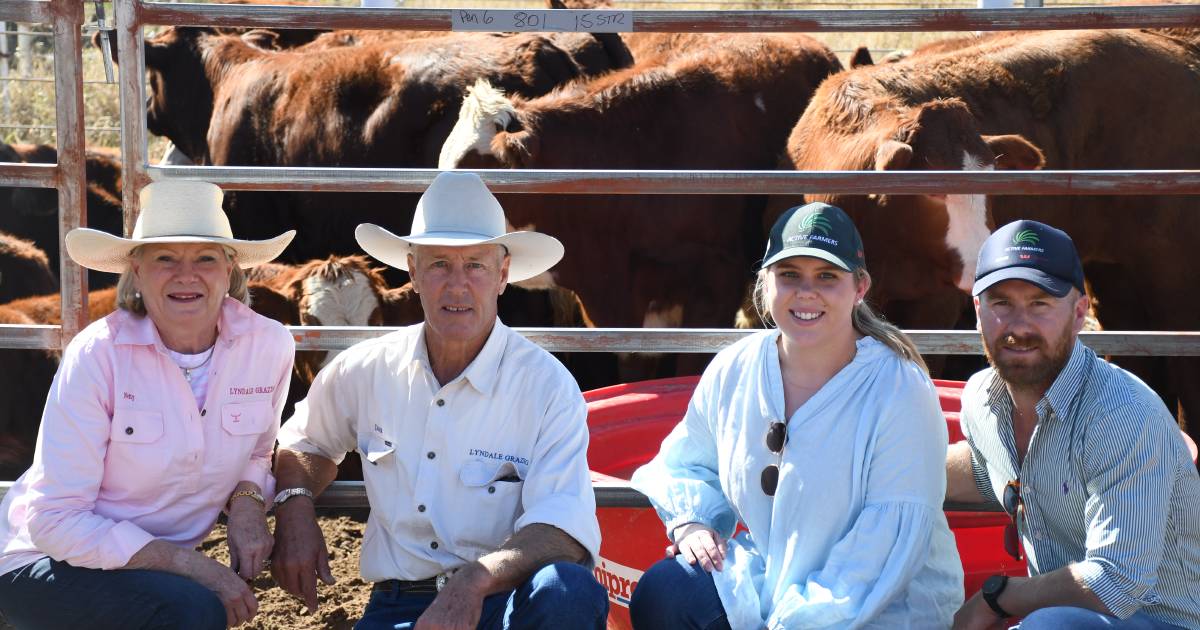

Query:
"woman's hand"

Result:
[[227, 494, 273, 581], [126, 540, 258, 627], [671, 523, 727, 572], [188, 550, 261, 627]]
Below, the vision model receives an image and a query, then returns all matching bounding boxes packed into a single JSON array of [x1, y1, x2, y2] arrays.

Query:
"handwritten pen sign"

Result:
[[451, 9, 633, 33]]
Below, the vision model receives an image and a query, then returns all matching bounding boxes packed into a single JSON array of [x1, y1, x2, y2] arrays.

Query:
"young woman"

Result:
[[630, 202, 963, 629]]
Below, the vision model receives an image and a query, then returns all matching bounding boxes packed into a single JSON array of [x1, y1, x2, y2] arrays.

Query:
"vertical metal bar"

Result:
[[51, 0, 87, 345], [115, 0, 147, 236], [0, 21, 10, 121]]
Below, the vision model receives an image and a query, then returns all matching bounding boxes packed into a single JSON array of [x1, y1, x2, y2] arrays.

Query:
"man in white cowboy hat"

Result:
[[0, 181, 296, 629], [270, 172, 608, 629]]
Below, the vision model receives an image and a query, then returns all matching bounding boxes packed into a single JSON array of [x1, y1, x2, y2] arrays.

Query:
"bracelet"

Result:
[[228, 489, 266, 510]]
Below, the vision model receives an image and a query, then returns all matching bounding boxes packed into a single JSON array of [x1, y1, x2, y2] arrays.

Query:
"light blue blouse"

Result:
[[631, 331, 963, 629]]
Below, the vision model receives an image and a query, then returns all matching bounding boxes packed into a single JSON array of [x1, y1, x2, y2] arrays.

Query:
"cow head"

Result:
[[788, 91, 1043, 305], [438, 80, 538, 169]]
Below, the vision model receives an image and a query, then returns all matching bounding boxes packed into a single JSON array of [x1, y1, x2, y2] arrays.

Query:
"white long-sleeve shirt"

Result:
[[632, 331, 963, 629]]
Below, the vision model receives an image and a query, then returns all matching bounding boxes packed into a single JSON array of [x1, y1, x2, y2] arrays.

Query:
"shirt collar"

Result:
[[1039, 339, 1091, 420], [409, 319, 509, 396], [113, 297, 256, 353], [984, 337, 1092, 421]]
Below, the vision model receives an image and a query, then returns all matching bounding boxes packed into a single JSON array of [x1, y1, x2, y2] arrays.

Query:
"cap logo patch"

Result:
[[800, 213, 833, 237], [1012, 229, 1040, 246]]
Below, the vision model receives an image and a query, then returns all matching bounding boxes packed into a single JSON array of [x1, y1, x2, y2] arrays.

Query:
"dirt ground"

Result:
[[205, 514, 374, 630]]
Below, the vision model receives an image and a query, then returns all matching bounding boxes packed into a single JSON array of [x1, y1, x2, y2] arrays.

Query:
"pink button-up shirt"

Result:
[[0, 298, 294, 576]]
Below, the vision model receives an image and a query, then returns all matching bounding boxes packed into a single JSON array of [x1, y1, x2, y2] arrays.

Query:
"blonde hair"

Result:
[[752, 266, 928, 373], [115, 245, 249, 316]]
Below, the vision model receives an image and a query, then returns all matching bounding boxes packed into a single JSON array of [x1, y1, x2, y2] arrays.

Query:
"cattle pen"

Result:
[[1, 0, 1200, 623]]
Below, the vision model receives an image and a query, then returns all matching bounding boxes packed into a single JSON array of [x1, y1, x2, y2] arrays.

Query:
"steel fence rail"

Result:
[[149, 165, 1200, 195], [136, 3, 1200, 33], [0, 162, 57, 188], [4, 325, 1200, 356], [0, 479, 1005, 511], [0, 2, 52, 24]]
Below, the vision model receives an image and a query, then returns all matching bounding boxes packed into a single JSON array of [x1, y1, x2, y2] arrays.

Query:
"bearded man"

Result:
[[945, 220, 1200, 630]]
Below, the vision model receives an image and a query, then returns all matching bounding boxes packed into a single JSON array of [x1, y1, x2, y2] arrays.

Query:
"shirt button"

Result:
[[436, 399, 445, 407], [427, 452, 435, 460], [418, 504, 426, 512], [488, 486, 496, 494], [125, 427, 134, 435], [200, 409, 206, 417], [430, 541, 438, 550]]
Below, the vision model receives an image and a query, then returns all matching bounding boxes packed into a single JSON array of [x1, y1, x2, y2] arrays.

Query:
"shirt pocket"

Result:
[[453, 459, 527, 550], [110, 408, 165, 444], [106, 409, 172, 486], [361, 435, 396, 467], [221, 401, 274, 436]]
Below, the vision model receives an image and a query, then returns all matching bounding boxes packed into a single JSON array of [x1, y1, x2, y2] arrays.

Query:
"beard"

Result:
[[982, 319, 1076, 392]]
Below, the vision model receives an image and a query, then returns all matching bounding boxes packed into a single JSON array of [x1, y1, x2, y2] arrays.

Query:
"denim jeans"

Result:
[[354, 561, 608, 630], [629, 555, 732, 630], [0, 556, 225, 630], [1017, 607, 1189, 630]]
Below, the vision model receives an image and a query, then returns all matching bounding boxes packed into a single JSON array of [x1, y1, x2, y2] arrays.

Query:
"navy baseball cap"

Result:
[[972, 220, 1085, 297], [761, 203, 866, 272]]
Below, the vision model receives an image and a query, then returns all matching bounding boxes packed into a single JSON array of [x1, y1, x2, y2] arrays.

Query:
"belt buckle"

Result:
[[435, 573, 448, 592]]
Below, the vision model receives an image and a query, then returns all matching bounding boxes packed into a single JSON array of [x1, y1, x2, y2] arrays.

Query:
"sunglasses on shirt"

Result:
[[1002, 479, 1025, 561], [761, 421, 787, 496]]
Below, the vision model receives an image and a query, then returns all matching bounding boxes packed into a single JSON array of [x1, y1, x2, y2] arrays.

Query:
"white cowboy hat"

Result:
[[65, 181, 295, 274], [355, 172, 563, 282]]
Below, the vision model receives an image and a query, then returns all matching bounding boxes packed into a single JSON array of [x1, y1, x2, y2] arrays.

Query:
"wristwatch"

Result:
[[981, 574, 1012, 618], [273, 487, 315, 509]]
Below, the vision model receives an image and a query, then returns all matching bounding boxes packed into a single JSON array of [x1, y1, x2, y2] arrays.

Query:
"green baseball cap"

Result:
[[760, 202, 866, 272]]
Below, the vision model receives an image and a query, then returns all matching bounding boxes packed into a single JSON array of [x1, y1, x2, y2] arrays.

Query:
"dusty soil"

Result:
[[205, 514, 374, 630]]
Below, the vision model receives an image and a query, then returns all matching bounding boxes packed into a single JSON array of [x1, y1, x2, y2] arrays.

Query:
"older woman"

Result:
[[629, 203, 964, 629], [0, 181, 296, 629]]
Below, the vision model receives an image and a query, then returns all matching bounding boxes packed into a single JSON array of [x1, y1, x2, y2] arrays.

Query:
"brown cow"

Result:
[[0, 306, 58, 480], [133, 26, 630, 272], [0, 144, 125, 289], [0, 232, 56, 304], [770, 28, 1200, 436], [438, 33, 841, 376]]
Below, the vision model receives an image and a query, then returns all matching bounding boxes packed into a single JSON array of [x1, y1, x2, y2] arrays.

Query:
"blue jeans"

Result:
[[629, 555, 732, 630], [354, 562, 608, 630], [0, 556, 225, 630], [1017, 607, 1189, 630]]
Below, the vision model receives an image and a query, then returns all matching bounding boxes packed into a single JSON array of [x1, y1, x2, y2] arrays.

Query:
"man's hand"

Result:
[[672, 523, 726, 572], [227, 496, 272, 580], [270, 496, 335, 613], [414, 566, 488, 630], [952, 591, 1010, 630]]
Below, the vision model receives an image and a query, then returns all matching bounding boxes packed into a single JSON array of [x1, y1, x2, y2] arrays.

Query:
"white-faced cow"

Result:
[[770, 27, 1200, 436]]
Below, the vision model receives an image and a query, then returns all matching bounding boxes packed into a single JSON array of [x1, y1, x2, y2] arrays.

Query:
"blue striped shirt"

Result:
[[960, 340, 1200, 629]]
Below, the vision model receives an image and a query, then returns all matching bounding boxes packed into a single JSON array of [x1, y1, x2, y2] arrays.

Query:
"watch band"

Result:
[[273, 487, 315, 508], [982, 575, 1012, 618]]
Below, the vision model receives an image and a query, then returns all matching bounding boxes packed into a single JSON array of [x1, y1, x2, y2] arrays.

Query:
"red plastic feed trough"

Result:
[[584, 377, 1027, 629]]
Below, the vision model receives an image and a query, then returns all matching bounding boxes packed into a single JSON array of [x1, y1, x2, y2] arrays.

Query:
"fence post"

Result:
[[0, 21, 10, 122], [51, 0, 88, 344], [114, 0, 148, 235]]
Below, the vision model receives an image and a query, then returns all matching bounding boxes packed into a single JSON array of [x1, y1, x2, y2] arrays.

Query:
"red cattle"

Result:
[[0, 232, 56, 305], [439, 34, 841, 377], [130, 24, 630, 272], [770, 28, 1200, 436], [0, 144, 125, 289], [0, 306, 58, 481]]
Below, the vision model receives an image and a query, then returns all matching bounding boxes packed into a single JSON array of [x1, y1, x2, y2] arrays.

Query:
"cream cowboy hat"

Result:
[[65, 181, 295, 274], [355, 172, 563, 282]]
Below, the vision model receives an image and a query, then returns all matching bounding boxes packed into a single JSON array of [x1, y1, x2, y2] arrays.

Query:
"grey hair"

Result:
[[408, 243, 510, 267], [751, 267, 928, 373], [115, 245, 249, 316]]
